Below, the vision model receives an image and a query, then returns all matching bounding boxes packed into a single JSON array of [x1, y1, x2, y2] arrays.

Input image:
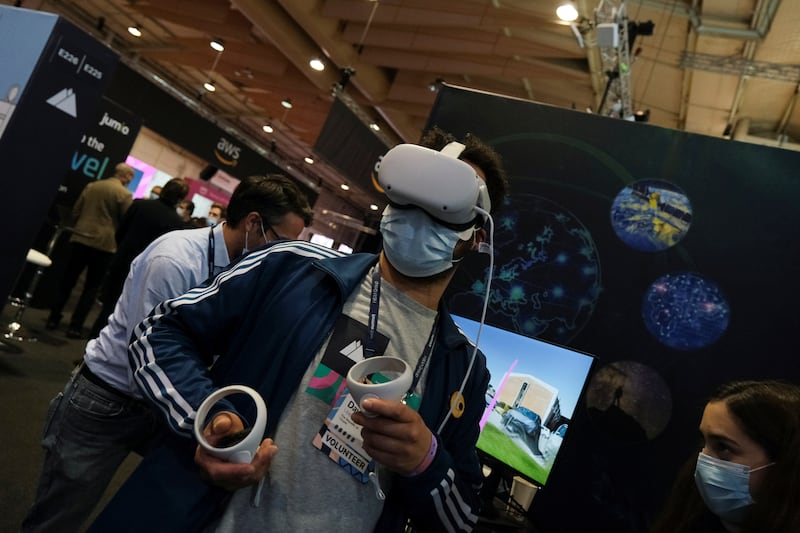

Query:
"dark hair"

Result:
[[226, 174, 313, 229], [712, 381, 800, 532], [652, 380, 800, 533], [180, 200, 195, 216], [210, 202, 227, 219], [419, 126, 509, 214], [159, 178, 189, 207]]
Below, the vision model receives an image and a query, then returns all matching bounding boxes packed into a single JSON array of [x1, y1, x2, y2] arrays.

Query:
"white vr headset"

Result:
[[375, 142, 491, 227]]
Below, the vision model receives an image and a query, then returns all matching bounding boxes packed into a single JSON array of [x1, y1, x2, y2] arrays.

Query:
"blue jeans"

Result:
[[21, 365, 160, 533]]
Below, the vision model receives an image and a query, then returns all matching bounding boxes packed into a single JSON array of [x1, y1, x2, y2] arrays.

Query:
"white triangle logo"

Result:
[[46, 88, 77, 118], [340, 339, 364, 363]]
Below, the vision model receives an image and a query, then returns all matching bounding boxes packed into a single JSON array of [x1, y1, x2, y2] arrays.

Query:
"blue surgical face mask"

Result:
[[207, 216, 219, 227], [694, 452, 774, 525], [380, 206, 474, 278], [176, 207, 185, 217], [149, 193, 160, 200]]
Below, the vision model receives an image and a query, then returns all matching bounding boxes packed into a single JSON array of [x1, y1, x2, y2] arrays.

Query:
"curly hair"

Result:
[[419, 126, 509, 214]]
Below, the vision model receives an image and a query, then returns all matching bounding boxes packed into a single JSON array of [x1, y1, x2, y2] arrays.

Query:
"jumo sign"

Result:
[[58, 96, 141, 207]]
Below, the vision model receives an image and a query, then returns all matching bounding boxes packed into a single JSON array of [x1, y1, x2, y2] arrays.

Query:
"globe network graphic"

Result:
[[642, 272, 730, 351], [451, 193, 602, 345]]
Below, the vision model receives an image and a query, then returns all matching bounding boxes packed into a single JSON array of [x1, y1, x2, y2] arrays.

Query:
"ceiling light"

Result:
[[304, 156, 314, 164], [556, 2, 579, 22], [428, 78, 444, 92], [127, 24, 142, 38], [235, 68, 254, 79], [203, 80, 216, 92], [369, 123, 380, 131], [634, 109, 651, 123], [340, 184, 350, 191], [309, 58, 325, 71], [370, 204, 379, 211], [210, 38, 225, 52], [281, 98, 293, 109], [262, 124, 274, 133]]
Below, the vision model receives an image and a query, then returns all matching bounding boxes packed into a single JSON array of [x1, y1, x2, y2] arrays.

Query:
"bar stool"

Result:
[[4, 249, 53, 342]]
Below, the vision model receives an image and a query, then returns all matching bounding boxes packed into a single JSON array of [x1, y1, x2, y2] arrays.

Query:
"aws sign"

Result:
[[214, 136, 241, 167]]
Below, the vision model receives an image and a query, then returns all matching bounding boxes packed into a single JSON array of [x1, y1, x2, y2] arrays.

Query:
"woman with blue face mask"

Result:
[[652, 380, 800, 533]]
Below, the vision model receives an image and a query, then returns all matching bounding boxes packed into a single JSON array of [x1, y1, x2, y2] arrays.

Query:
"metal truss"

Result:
[[680, 52, 800, 83], [595, 0, 634, 119]]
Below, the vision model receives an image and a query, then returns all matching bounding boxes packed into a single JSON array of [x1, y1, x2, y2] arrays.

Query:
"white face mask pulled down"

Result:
[[242, 220, 269, 255], [379, 205, 475, 278]]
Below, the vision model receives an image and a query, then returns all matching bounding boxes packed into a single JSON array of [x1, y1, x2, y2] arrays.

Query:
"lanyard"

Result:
[[207, 225, 215, 277], [364, 267, 439, 397]]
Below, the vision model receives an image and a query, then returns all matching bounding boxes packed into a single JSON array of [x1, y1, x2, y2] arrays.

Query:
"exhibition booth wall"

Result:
[[431, 85, 800, 532]]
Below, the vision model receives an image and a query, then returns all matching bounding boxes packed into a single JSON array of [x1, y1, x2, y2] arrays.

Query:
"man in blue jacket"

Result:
[[92, 128, 508, 533], [22, 174, 312, 533]]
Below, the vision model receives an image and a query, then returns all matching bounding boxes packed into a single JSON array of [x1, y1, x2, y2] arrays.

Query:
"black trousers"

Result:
[[48, 242, 113, 330], [89, 263, 128, 338]]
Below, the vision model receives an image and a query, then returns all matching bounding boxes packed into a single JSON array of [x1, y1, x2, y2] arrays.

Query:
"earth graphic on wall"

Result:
[[610, 179, 692, 252], [642, 272, 730, 351], [449, 193, 602, 345]]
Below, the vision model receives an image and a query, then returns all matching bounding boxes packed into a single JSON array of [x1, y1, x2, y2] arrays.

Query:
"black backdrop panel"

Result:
[[104, 64, 318, 206], [56, 96, 142, 209], [0, 7, 118, 306], [427, 85, 800, 532], [25, 96, 141, 307], [313, 97, 389, 206]]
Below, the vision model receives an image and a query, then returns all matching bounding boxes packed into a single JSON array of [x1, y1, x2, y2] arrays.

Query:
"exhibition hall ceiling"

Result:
[[14, 0, 800, 215]]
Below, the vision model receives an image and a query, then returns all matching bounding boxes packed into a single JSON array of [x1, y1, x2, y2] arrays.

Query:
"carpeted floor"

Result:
[[0, 302, 140, 533]]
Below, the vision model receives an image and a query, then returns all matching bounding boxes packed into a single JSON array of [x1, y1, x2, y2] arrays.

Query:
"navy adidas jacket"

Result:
[[92, 240, 489, 533]]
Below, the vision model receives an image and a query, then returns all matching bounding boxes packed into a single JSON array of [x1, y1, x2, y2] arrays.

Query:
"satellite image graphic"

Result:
[[611, 179, 692, 252]]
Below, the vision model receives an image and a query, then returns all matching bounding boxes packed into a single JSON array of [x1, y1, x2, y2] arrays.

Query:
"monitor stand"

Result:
[[476, 498, 535, 532], [476, 465, 536, 532]]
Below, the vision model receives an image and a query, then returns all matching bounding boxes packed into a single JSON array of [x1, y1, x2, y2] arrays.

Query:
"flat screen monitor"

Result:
[[452, 314, 595, 488]]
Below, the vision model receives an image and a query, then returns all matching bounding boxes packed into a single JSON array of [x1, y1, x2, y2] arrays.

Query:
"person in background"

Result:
[[177, 199, 194, 225], [207, 202, 226, 226], [21, 175, 312, 533], [149, 185, 162, 199], [651, 380, 800, 533], [88, 177, 189, 338], [88, 128, 508, 533], [46, 163, 134, 339]]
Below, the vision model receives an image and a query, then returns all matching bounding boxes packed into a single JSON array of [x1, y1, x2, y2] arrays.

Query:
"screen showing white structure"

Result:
[[453, 314, 595, 487]]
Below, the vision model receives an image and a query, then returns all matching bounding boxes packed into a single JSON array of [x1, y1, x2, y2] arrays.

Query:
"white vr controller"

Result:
[[375, 142, 491, 226], [193, 385, 268, 464], [346, 356, 413, 416]]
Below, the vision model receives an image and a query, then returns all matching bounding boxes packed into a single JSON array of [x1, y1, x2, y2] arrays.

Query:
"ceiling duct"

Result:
[[732, 118, 800, 152], [688, 0, 782, 41]]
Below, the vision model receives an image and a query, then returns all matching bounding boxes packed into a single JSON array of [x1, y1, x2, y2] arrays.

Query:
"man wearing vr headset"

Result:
[[91, 128, 508, 533]]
